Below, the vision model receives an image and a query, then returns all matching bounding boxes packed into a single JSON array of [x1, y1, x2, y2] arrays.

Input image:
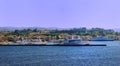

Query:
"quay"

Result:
[[0, 44, 107, 46]]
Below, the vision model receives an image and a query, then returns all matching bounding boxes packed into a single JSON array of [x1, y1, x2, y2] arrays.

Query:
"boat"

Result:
[[62, 39, 89, 45], [89, 36, 114, 41], [62, 35, 89, 45]]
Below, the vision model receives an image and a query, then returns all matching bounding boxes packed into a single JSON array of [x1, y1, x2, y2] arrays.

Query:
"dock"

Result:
[[0, 44, 107, 46]]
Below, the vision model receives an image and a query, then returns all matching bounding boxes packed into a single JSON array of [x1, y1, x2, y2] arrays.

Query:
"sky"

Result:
[[0, 0, 120, 29]]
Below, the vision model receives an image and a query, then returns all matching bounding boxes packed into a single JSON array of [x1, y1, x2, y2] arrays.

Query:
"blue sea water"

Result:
[[0, 41, 120, 66]]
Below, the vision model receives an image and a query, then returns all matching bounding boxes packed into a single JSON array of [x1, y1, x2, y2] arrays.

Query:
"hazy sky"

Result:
[[0, 0, 120, 28]]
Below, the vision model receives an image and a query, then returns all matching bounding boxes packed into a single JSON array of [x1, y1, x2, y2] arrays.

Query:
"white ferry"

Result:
[[62, 35, 89, 45]]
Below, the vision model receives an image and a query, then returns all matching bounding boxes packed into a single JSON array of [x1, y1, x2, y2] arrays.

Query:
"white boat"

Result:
[[90, 36, 114, 41], [62, 35, 89, 45], [62, 39, 89, 45]]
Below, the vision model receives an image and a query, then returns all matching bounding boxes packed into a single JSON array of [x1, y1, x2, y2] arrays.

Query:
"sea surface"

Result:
[[0, 41, 120, 66]]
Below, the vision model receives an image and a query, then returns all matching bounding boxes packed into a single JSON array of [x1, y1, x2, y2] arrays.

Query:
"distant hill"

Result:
[[0, 27, 69, 32], [0, 27, 120, 32], [0, 27, 46, 31]]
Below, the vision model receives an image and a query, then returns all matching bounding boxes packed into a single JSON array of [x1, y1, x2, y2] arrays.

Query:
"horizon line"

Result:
[[0, 26, 119, 30]]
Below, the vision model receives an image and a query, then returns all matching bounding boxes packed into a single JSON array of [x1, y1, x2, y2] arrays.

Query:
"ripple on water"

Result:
[[0, 46, 120, 66]]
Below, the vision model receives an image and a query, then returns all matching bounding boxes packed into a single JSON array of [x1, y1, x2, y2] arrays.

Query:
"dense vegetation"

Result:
[[0, 27, 120, 42], [50, 28, 118, 36]]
